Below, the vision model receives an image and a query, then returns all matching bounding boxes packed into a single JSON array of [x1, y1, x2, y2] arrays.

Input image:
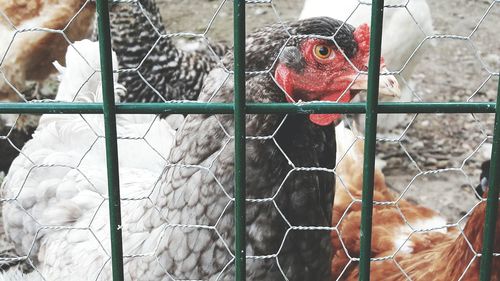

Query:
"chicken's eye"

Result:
[[313, 44, 334, 60]]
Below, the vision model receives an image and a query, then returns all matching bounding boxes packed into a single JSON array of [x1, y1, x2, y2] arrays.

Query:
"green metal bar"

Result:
[[0, 103, 234, 114], [116, 103, 234, 114], [377, 102, 496, 113], [0, 103, 103, 114], [359, 0, 385, 280], [0, 102, 497, 114], [248, 102, 497, 114], [233, 0, 246, 279], [96, 0, 124, 280], [479, 76, 500, 280]]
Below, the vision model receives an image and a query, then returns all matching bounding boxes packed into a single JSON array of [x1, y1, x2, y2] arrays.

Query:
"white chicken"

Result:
[[300, 0, 434, 130], [0, 39, 182, 280]]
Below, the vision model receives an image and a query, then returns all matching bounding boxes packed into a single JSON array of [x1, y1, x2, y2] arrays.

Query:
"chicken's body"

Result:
[[345, 199, 500, 281], [104, 0, 228, 103], [0, 17, 403, 280], [0, 0, 96, 176], [0, 0, 95, 100], [333, 124, 500, 280], [2, 40, 182, 279], [332, 124, 447, 278]]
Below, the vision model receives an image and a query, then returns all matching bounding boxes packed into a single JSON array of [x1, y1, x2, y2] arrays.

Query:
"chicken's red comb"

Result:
[[353, 23, 371, 59]]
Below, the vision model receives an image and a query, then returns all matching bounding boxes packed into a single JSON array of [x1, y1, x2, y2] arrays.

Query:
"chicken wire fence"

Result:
[[0, 0, 498, 280]]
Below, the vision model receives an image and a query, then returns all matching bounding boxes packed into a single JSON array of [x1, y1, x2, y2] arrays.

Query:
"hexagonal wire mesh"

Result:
[[0, 0, 498, 280]]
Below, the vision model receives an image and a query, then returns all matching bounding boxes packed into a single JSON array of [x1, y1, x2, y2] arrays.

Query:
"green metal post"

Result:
[[233, 0, 246, 280], [359, 0, 385, 280], [479, 77, 500, 280], [96, 0, 124, 280]]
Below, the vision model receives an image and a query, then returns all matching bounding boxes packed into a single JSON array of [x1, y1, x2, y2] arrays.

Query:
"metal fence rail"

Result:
[[0, 0, 498, 280], [0, 102, 497, 115]]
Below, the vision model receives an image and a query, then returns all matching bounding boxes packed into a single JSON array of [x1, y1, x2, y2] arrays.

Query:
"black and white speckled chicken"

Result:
[[1, 17, 399, 280], [102, 0, 228, 102]]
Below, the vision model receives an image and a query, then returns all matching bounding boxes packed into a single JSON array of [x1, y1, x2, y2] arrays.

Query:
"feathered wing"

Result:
[[1, 40, 182, 279], [344, 200, 500, 281], [141, 60, 335, 279], [1, 39, 112, 266]]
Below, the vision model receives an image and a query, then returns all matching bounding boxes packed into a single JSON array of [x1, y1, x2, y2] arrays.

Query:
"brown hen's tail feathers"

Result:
[[346, 198, 500, 281]]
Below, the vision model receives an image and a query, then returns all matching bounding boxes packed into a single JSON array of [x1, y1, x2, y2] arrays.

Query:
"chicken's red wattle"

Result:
[[275, 64, 352, 126], [309, 91, 352, 126]]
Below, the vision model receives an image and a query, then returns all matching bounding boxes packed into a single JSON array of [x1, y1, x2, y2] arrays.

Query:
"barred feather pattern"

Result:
[[98, 0, 227, 103]]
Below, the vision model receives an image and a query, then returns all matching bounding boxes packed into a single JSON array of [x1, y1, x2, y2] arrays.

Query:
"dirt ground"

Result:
[[155, 0, 499, 222]]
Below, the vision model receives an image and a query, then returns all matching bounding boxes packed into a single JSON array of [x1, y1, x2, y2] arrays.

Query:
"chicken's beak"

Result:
[[350, 64, 401, 98]]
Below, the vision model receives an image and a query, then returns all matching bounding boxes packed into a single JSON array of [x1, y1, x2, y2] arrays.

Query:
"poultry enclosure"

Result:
[[0, 0, 498, 280]]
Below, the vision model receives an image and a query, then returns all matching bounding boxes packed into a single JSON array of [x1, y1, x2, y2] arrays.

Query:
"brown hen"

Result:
[[333, 124, 500, 280], [0, 0, 95, 100], [345, 197, 500, 281], [332, 123, 449, 279]]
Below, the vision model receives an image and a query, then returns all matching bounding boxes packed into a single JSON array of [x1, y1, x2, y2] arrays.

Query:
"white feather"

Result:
[[394, 216, 448, 254], [0, 268, 44, 281], [1, 40, 184, 280]]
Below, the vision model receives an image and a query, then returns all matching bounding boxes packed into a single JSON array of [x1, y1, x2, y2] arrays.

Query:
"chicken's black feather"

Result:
[[476, 160, 490, 197]]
